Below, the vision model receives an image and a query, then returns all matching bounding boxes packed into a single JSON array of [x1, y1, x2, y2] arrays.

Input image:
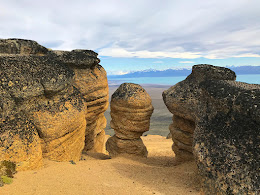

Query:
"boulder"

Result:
[[163, 64, 260, 194], [106, 83, 154, 157]]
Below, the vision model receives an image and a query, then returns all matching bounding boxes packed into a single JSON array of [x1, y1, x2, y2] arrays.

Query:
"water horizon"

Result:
[[108, 74, 260, 87]]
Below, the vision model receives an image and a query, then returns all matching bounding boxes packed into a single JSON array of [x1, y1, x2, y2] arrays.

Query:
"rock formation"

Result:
[[52, 50, 109, 153], [169, 115, 195, 162], [163, 64, 260, 194], [0, 38, 48, 55], [0, 38, 109, 170], [106, 83, 154, 157]]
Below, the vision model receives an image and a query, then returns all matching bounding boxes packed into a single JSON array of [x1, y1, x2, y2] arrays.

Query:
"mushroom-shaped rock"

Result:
[[106, 83, 154, 157]]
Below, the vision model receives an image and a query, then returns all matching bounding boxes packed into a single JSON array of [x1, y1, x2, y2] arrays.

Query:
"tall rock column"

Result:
[[106, 83, 154, 157], [54, 50, 109, 153]]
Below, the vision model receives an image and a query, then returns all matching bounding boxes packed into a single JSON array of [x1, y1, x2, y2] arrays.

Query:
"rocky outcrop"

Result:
[[0, 38, 48, 55], [106, 83, 154, 157], [53, 50, 109, 153], [0, 38, 108, 170], [163, 64, 260, 194]]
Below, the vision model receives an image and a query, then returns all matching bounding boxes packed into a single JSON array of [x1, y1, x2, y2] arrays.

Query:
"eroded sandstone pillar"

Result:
[[72, 65, 109, 153], [169, 115, 195, 162], [52, 50, 109, 153], [106, 83, 154, 157]]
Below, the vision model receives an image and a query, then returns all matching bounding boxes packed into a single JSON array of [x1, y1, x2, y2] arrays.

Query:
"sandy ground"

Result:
[[1, 84, 200, 194], [1, 135, 200, 195]]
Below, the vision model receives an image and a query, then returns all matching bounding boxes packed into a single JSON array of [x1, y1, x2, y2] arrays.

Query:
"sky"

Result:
[[1, 0, 260, 75]]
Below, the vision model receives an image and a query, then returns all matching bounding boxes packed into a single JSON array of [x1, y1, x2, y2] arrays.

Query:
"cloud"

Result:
[[107, 70, 129, 75], [0, 0, 260, 59], [99, 46, 201, 59], [233, 53, 260, 58], [179, 61, 195, 64], [153, 61, 164, 64]]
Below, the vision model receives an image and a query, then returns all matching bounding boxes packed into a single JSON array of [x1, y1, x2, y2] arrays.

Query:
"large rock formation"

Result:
[[106, 83, 154, 157], [52, 50, 109, 153], [163, 64, 260, 194], [0, 38, 109, 170]]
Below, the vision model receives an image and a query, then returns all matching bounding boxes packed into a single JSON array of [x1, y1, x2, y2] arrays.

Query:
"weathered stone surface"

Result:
[[106, 136, 148, 157], [52, 49, 100, 68], [0, 160, 16, 187], [26, 86, 87, 162], [163, 64, 260, 194], [168, 116, 195, 162], [0, 112, 43, 171], [0, 38, 49, 55], [106, 83, 153, 157], [0, 38, 109, 169], [0, 55, 73, 99], [69, 62, 109, 153]]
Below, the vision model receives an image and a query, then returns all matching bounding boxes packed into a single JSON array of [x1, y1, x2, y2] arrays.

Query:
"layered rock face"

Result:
[[169, 115, 195, 162], [106, 83, 154, 157], [0, 39, 108, 170], [52, 50, 109, 153], [163, 64, 260, 194]]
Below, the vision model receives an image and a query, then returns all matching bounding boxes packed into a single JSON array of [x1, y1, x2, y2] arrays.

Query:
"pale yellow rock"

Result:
[[0, 135, 43, 171], [169, 115, 195, 162], [0, 118, 43, 171], [106, 83, 154, 157], [72, 65, 109, 152], [91, 130, 106, 153], [31, 103, 86, 161]]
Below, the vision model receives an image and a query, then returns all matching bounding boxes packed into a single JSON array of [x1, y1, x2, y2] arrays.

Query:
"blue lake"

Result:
[[108, 74, 260, 86]]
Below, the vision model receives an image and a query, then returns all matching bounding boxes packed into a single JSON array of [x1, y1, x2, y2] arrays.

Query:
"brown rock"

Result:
[[30, 92, 87, 161], [71, 65, 109, 153], [106, 136, 148, 157], [172, 115, 195, 134], [0, 113, 43, 171], [167, 115, 195, 162], [106, 83, 153, 157]]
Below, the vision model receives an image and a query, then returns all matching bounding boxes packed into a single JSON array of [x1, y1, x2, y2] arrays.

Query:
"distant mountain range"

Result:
[[108, 66, 260, 78]]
